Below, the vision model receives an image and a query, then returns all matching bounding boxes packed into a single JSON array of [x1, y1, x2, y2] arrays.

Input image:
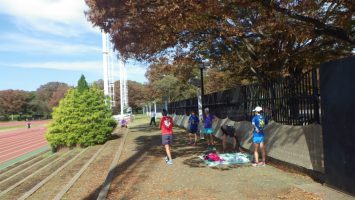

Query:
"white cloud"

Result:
[[0, 0, 99, 36], [0, 60, 148, 83], [0, 33, 101, 55], [1, 61, 102, 72]]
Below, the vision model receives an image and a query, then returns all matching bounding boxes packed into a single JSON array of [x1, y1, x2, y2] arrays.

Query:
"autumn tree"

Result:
[[113, 80, 148, 114], [0, 82, 72, 120], [33, 82, 71, 116], [48, 84, 70, 108], [0, 90, 29, 115], [93, 79, 104, 90], [86, 0, 353, 83], [145, 57, 199, 100], [36, 82, 69, 102]]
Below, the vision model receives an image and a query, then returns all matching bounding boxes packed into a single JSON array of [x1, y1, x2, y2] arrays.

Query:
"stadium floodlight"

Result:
[[102, 31, 116, 108]]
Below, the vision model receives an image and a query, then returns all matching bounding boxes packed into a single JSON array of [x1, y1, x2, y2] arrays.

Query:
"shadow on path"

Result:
[[83, 124, 251, 199]]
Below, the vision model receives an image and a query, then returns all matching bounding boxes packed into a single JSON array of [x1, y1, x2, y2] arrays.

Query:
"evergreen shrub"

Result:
[[46, 83, 117, 151]]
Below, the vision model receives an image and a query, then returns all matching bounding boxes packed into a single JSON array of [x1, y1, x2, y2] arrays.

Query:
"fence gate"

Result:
[[320, 57, 355, 195]]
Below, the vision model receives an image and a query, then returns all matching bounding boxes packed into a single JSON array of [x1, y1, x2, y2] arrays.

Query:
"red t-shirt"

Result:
[[160, 116, 173, 135]]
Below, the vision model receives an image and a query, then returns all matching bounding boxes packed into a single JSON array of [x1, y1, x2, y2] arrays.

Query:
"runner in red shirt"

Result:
[[160, 109, 174, 165]]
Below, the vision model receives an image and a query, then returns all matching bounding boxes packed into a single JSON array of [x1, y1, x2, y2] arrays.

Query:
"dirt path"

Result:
[[105, 121, 325, 200]]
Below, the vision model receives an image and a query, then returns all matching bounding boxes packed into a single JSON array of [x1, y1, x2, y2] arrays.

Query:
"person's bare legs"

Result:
[[194, 133, 198, 145], [260, 142, 266, 163], [165, 144, 172, 161], [205, 134, 211, 145], [188, 133, 193, 144], [232, 137, 237, 151], [209, 134, 214, 145], [222, 135, 227, 152], [254, 143, 259, 163]]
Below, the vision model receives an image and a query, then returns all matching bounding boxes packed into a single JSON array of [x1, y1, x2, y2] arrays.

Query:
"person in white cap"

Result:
[[251, 106, 268, 167]]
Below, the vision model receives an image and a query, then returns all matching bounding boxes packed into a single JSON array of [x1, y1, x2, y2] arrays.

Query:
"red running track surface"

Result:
[[0, 121, 49, 164]]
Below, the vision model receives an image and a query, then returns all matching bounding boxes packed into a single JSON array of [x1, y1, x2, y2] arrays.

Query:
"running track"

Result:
[[0, 121, 49, 164]]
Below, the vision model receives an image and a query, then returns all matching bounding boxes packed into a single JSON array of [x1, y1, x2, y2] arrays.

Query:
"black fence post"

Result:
[[312, 69, 320, 123]]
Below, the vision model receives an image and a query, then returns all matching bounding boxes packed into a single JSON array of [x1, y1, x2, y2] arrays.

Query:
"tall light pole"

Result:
[[102, 31, 109, 96], [102, 31, 116, 108], [198, 63, 205, 106], [119, 60, 125, 117]]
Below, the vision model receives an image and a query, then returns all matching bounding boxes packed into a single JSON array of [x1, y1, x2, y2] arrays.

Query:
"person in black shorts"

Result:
[[188, 111, 200, 145], [220, 121, 243, 153]]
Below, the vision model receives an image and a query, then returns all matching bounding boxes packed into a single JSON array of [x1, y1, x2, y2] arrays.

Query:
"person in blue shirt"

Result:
[[188, 111, 200, 145], [203, 108, 215, 147], [251, 106, 268, 167]]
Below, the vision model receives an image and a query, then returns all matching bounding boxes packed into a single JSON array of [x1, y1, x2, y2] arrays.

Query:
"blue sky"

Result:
[[0, 0, 148, 91]]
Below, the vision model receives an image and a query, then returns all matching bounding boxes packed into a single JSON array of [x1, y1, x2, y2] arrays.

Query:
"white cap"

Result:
[[253, 106, 263, 112], [204, 108, 209, 112]]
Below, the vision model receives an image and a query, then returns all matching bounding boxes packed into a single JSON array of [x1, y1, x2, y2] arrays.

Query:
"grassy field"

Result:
[[130, 114, 151, 126], [0, 125, 26, 133], [0, 124, 41, 133]]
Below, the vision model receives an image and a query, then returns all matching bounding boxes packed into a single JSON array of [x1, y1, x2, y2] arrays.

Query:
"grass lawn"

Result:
[[0, 125, 39, 133], [130, 114, 151, 126], [0, 125, 26, 132]]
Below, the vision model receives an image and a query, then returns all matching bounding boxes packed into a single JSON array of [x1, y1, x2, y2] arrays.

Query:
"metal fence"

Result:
[[168, 97, 198, 115], [168, 68, 321, 126]]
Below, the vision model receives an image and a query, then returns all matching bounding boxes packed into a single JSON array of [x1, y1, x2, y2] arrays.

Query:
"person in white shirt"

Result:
[[150, 112, 156, 126]]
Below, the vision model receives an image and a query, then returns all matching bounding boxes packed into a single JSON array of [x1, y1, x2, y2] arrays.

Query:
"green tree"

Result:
[[77, 74, 89, 92], [45, 84, 117, 150]]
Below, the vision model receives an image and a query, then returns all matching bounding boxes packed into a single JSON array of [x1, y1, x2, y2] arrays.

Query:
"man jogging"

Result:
[[160, 109, 174, 165]]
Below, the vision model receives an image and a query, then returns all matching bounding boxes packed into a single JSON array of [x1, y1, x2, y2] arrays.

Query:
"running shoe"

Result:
[[167, 160, 173, 165], [164, 156, 169, 162]]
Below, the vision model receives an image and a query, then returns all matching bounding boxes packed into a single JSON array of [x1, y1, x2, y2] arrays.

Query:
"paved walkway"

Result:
[[106, 120, 354, 200]]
